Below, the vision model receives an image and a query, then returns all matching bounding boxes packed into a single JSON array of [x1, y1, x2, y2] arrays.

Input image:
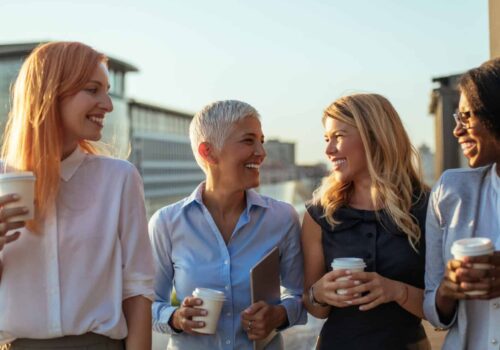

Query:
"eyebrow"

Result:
[[88, 80, 111, 90], [242, 132, 265, 140], [325, 129, 347, 136]]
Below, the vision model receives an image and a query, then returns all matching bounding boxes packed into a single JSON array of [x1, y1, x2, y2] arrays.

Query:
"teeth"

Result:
[[246, 164, 260, 169], [332, 159, 346, 166], [461, 142, 475, 150], [88, 116, 104, 126]]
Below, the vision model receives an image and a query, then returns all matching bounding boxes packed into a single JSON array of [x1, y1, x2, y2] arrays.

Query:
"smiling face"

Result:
[[454, 93, 500, 168], [324, 117, 369, 184], [213, 116, 266, 190], [59, 62, 113, 156]]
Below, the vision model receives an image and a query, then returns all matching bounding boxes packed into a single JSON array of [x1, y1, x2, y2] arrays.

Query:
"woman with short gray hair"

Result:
[[150, 100, 306, 349]]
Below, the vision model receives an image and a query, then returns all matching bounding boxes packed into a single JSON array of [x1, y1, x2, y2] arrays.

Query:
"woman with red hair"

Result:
[[0, 42, 154, 350]]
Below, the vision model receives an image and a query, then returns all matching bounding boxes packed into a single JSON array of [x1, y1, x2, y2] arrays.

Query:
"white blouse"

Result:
[[0, 147, 154, 344]]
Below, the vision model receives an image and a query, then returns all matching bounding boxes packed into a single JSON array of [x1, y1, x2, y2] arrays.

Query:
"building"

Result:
[[418, 144, 435, 186], [128, 100, 203, 217], [260, 139, 297, 183], [0, 42, 202, 217], [428, 74, 468, 177]]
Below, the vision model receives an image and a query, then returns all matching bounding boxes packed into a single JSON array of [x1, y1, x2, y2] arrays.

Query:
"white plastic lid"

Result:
[[0, 171, 36, 181], [193, 288, 226, 301], [451, 237, 494, 257], [331, 257, 366, 270]]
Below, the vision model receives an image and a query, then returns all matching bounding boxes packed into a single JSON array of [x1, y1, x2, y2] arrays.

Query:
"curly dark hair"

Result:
[[459, 57, 500, 139]]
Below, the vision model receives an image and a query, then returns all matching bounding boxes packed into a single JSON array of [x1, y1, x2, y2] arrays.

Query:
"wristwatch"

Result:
[[309, 285, 328, 307]]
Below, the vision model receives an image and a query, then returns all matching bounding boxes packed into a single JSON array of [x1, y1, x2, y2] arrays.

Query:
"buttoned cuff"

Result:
[[152, 304, 180, 334], [424, 288, 457, 330], [277, 297, 307, 331]]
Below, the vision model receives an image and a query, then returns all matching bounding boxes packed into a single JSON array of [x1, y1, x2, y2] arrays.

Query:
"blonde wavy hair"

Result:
[[315, 93, 427, 250], [1, 42, 107, 230]]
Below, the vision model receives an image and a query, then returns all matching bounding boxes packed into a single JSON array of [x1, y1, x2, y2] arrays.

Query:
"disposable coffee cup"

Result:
[[451, 237, 495, 296], [0, 172, 36, 221], [192, 287, 226, 334], [331, 258, 366, 295]]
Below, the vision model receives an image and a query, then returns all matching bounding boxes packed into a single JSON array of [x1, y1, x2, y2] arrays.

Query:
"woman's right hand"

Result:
[[170, 296, 208, 334], [0, 194, 28, 252], [437, 258, 490, 300], [435, 257, 490, 322], [0, 193, 28, 282], [312, 269, 361, 308]]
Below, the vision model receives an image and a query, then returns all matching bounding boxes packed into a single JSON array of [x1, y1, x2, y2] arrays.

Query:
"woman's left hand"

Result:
[[342, 271, 406, 311], [240, 301, 287, 340]]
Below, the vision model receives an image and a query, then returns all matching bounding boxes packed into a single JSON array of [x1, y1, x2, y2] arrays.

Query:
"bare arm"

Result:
[[123, 295, 152, 350], [301, 212, 331, 318]]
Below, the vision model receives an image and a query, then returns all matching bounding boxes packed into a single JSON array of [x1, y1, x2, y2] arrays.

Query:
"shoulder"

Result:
[[85, 154, 137, 174], [83, 155, 141, 186], [260, 194, 297, 215], [249, 192, 301, 229], [438, 165, 490, 187], [149, 196, 192, 229]]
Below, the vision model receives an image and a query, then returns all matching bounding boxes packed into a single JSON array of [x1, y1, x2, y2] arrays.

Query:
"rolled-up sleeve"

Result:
[[278, 206, 307, 329], [149, 210, 179, 334], [118, 166, 155, 301], [424, 177, 457, 329]]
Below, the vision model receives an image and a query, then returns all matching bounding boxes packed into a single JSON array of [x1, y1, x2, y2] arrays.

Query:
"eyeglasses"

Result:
[[453, 110, 472, 128]]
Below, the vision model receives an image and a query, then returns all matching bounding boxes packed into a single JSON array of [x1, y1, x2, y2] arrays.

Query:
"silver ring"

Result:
[[247, 320, 253, 331]]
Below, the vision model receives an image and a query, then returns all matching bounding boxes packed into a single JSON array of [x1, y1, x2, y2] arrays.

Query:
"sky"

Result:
[[0, 0, 490, 164]]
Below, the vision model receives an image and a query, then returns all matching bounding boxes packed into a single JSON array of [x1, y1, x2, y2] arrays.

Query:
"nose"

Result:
[[256, 142, 266, 158], [452, 120, 466, 139], [100, 93, 113, 113], [325, 140, 337, 156]]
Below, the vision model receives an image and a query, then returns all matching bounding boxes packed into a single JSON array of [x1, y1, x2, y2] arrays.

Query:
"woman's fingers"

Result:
[[0, 207, 28, 235], [0, 194, 20, 207]]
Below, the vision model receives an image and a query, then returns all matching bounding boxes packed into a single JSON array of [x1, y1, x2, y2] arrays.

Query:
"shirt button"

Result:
[[493, 302, 500, 309], [491, 338, 498, 345], [225, 340, 231, 345], [224, 260, 229, 265], [226, 312, 231, 317], [225, 285, 230, 290]]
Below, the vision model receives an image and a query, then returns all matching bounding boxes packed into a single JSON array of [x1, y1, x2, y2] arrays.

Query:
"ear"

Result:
[[198, 142, 218, 165]]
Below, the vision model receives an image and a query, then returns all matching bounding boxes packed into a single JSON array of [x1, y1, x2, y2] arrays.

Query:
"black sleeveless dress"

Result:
[[306, 194, 428, 350]]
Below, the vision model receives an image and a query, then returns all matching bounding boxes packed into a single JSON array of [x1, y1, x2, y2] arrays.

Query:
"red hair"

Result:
[[1, 42, 107, 230]]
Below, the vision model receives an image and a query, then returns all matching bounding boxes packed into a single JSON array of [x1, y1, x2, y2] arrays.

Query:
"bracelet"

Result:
[[309, 285, 328, 307], [399, 284, 409, 306]]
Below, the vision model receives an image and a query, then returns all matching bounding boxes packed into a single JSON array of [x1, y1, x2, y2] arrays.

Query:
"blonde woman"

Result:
[[302, 94, 430, 349], [0, 42, 154, 349]]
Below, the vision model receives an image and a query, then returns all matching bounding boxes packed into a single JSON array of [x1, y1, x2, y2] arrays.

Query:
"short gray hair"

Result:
[[189, 100, 260, 172]]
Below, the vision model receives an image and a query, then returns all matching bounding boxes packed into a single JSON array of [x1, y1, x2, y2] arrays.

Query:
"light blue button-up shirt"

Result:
[[149, 183, 306, 350]]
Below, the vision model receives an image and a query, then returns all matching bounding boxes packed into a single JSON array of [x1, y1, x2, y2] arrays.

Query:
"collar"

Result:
[[181, 182, 269, 210], [60, 147, 86, 182]]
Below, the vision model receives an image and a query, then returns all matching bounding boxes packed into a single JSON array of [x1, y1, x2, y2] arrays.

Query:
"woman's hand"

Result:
[[461, 252, 500, 299], [170, 296, 208, 334], [343, 272, 406, 311], [311, 269, 361, 308], [0, 194, 28, 282], [240, 301, 287, 341], [436, 257, 492, 323], [0, 194, 28, 252]]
